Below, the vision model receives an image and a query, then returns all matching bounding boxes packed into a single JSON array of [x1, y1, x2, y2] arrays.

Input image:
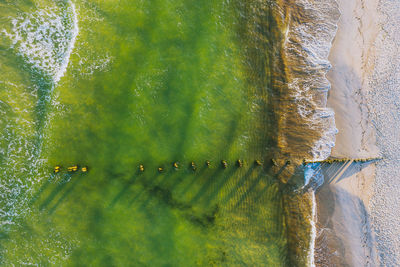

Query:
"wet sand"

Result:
[[318, 0, 400, 265], [316, 0, 382, 265]]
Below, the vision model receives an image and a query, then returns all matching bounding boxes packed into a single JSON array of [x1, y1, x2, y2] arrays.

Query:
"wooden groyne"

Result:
[[303, 157, 382, 164], [52, 160, 262, 174], [52, 157, 382, 174]]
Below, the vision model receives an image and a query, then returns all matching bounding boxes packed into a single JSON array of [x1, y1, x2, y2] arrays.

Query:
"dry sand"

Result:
[[315, 0, 393, 266], [366, 1, 400, 265], [327, 0, 379, 159]]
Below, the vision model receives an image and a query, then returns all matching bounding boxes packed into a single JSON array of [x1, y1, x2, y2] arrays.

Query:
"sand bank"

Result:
[[315, 0, 382, 265]]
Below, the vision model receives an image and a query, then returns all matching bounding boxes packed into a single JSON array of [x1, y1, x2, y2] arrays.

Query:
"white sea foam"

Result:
[[0, 1, 79, 230], [0, 3, 79, 262], [76, 53, 113, 77], [282, 0, 340, 162], [2, 1, 79, 84], [308, 190, 317, 267], [302, 163, 324, 267], [283, 0, 341, 265]]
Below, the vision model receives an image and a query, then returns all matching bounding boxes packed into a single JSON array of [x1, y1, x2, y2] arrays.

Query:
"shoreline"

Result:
[[316, 0, 381, 265]]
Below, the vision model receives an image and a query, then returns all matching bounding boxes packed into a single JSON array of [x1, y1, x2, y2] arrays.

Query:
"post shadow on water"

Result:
[[201, 166, 239, 206], [128, 165, 199, 210], [117, 161, 253, 228], [126, 172, 161, 207], [233, 167, 270, 209], [188, 166, 225, 205], [136, 166, 198, 209], [37, 176, 71, 211], [129, 161, 277, 223], [36, 173, 86, 212], [135, 177, 220, 230], [239, 160, 287, 207], [107, 160, 171, 207], [140, 164, 231, 209], [115, 101, 241, 209], [156, 164, 194, 189], [29, 174, 55, 205], [138, 184, 191, 214], [174, 165, 208, 193], [275, 161, 292, 177], [120, 114, 241, 209], [48, 173, 87, 214], [222, 165, 256, 203], [101, 163, 224, 231], [185, 112, 239, 182], [175, 165, 211, 198], [252, 161, 302, 206], [108, 173, 139, 209]]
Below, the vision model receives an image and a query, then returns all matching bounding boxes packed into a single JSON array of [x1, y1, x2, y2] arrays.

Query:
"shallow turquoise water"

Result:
[[0, 0, 309, 265]]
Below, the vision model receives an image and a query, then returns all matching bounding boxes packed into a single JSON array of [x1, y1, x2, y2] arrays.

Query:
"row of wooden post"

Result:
[[304, 157, 382, 164], [54, 165, 88, 174], [53, 160, 264, 174], [53, 157, 382, 173]]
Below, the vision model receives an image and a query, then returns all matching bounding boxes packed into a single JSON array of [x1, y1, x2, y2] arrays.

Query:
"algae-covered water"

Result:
[[0, 0, 315, 266]]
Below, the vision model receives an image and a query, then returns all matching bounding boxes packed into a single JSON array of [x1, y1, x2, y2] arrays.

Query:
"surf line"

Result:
[[54, 0, 79, 84]]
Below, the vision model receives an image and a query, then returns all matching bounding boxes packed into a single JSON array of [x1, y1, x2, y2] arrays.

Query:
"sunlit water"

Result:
[[0, 0, 339, 266]]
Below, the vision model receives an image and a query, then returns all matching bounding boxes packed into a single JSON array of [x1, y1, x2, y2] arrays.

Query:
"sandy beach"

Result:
[[315, 0, 400, 265], [366, 1, 400, 265]]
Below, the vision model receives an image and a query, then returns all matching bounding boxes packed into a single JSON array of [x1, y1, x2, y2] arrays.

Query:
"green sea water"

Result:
[[0, 0, 313, 266]]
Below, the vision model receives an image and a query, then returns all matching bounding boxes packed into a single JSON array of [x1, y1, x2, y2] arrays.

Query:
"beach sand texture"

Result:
[[317, 0, 400, 266], [367, 0, 400, 265]]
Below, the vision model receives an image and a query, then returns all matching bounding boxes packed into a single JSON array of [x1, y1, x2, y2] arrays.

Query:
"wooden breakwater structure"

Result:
[[52, 160, 263, 174], [301, 157, 383, 187], [303, 157, 382, 164], [52, 157, 382, 174]]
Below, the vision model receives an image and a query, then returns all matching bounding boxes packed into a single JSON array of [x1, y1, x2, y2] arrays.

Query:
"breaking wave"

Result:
[[0, 1, 79, 228], [276, 1, 341, 266], [2, 1, 78, 84], [277, 0, 340, 162]]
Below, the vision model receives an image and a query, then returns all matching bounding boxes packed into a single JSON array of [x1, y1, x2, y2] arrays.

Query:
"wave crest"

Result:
[[2, 1, 78, 84], [277, 0, 340, 161]]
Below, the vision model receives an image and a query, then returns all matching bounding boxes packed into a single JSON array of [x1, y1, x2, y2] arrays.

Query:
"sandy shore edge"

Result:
[[315, 0, 382, 266]]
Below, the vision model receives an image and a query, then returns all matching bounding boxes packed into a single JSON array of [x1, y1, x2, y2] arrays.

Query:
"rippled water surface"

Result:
[[0, 0, 332, 265]]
